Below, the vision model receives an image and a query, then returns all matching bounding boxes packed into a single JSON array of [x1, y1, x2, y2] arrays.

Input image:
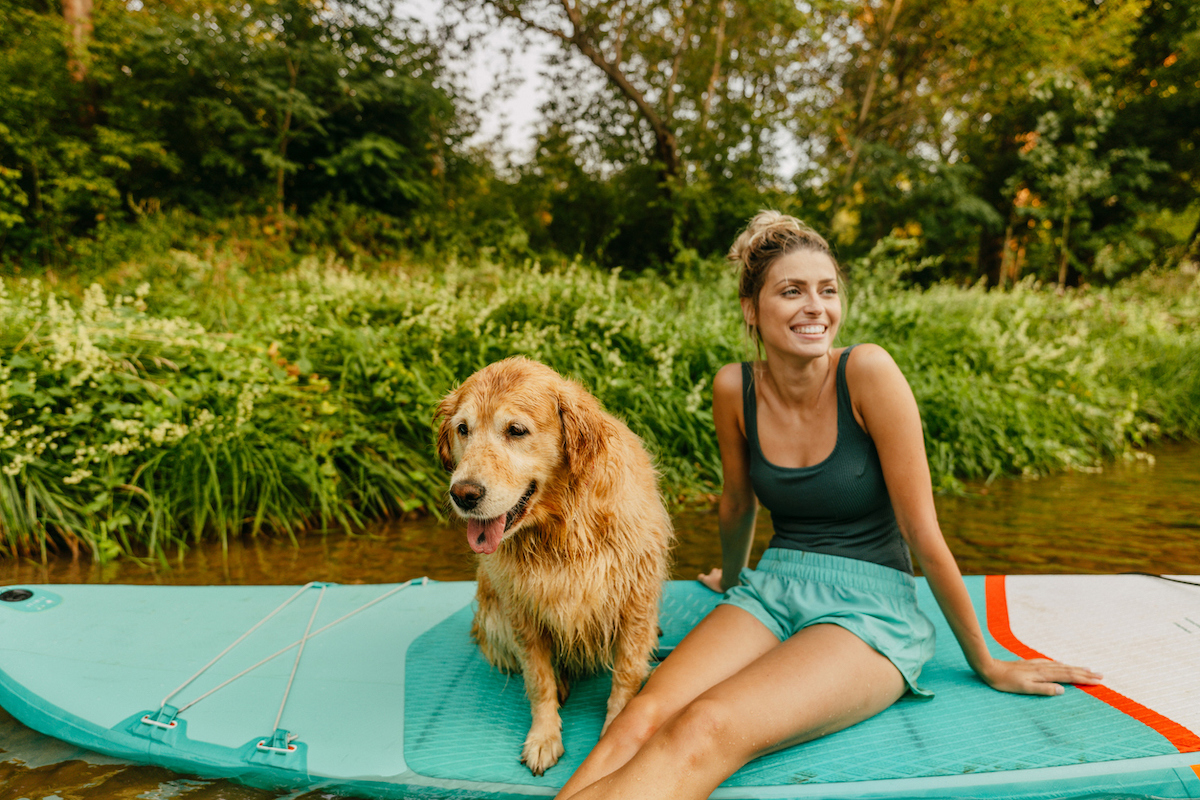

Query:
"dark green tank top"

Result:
[[743, 346, 913, 574]]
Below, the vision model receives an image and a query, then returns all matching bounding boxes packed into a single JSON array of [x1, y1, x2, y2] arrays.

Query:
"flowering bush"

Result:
[[2, 248, 1197, 560]]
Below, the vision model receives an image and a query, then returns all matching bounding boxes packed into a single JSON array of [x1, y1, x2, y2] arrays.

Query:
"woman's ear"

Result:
[[433, 389, 460, 472], [741, 296, 756, 328], [557, 380, 605, 480]]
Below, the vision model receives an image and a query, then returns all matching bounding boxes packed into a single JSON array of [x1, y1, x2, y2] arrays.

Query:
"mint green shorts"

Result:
[[719, 548, 936, 697]]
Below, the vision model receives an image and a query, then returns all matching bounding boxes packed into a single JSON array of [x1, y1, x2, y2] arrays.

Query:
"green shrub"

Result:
[[2, 249, 1197, 561]]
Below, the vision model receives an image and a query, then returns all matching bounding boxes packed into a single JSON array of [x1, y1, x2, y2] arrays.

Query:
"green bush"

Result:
[[2, 248, 1197, 561]]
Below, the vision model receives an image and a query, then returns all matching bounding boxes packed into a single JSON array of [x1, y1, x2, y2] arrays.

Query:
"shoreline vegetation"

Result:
[[1, 242, 1198, 563]]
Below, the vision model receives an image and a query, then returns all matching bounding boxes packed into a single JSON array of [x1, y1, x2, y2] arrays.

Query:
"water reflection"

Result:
[[3, 442, 1199, 798]]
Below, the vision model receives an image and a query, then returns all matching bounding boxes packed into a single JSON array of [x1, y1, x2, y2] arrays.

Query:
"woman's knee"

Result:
[[658, 698, 741, 766], [604, 694, 670, 748]]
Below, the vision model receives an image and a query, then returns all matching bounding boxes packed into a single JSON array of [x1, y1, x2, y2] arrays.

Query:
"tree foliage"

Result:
[[0, 0, 459, 265], [0, 0, 1195, 281]]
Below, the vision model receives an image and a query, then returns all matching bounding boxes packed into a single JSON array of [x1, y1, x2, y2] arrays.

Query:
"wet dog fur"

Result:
[[435, 357, 673, 775]]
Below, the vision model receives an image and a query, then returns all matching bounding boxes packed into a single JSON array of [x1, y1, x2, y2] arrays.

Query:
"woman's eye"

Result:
[[456, 423, 468, 436], [508, 424, 528, 437]]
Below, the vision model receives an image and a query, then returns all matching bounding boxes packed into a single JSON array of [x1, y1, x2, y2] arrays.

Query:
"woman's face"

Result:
[[742, 248, 842, 361]]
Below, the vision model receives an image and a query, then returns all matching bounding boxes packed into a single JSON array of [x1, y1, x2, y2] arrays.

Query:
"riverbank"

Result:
[[5, 439, 1199, 588], [2, 248, 1198, 561]]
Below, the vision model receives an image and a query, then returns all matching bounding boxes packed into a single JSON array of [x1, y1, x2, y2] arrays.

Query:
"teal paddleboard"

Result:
[[1, 575, 1198, 799]]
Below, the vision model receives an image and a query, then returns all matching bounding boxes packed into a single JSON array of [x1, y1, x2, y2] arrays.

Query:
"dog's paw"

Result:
[[521, 731, 565, 776]]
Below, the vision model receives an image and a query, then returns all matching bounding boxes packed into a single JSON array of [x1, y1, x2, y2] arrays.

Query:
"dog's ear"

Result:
[[557, 379, 605, 479], [433, 388, 460, 472]]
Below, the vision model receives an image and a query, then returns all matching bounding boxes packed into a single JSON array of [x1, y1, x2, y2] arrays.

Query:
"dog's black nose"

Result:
[[450, 481, 486, 511]]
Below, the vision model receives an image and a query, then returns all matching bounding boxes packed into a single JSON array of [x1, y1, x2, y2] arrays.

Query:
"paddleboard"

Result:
[[1, 575, 1198, 799]]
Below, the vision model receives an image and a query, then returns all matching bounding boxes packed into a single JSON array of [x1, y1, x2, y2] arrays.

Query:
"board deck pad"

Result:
[[404, 579, 1181, 787], [2, 575, 1199, 799]]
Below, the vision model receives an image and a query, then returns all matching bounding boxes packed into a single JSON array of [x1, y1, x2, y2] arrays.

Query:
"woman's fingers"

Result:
[[989, 658, 1104, 695], [697, 568, 723, 593]]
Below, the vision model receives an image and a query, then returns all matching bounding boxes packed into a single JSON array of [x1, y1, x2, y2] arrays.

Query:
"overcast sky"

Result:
[[400, 0, 559, 160]]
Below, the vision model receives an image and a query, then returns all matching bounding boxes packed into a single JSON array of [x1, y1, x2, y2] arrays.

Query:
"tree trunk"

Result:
[[495, 1, 682, 180], [277, 57, 298, 220], [30, 156, 49, 266], [62, 0, 93, 83], [571, 37, 680, 178], [832, 0, 905, 216], [664, 15, 691, 119], [1057, 211, 1072, 291], [999, 220, 1014, 289], [701, 0, 727, 129]]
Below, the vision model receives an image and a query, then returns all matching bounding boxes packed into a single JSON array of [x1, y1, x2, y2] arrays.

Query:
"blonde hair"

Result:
[[727, 211, 844, 347]]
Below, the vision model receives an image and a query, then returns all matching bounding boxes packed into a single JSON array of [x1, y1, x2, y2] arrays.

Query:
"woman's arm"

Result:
[[699, 363, 759, 593], [848, 345, 1103, 695]]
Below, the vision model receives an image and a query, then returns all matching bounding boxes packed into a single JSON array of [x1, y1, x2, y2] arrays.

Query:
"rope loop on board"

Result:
[[138, 577, 429, 746]]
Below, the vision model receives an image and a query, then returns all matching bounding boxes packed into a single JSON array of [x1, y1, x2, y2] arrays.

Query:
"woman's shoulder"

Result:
[[843, 344, 912, 414], [713, 362, 748, 409], [843, 343, 900, 378]]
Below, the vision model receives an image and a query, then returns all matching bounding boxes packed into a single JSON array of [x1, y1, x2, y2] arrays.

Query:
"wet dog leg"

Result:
[[601, 607, 658, 735], [470, 570, 521, 673], [518, 625, 564, 775]]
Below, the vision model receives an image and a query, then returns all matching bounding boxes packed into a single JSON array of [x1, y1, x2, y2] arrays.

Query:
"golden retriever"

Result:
[[435, 357, 673, 775]]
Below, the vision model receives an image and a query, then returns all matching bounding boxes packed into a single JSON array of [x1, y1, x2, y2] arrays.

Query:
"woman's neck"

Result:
[[759, 349, 836, 410]]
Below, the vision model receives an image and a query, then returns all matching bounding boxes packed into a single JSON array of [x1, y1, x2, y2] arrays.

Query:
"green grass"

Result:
[[2, 244, 1198, 561]]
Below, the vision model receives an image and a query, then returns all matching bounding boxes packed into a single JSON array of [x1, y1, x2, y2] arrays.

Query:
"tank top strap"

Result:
[[741, 361, 758, 454], [835, 345, 858, 434]]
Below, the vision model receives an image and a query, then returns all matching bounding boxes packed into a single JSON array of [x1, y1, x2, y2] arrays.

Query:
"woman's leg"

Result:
[[555, 604, 781, 799], [563, 622, 907, 800]]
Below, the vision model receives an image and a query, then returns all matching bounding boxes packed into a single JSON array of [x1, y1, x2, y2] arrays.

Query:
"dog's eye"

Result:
[[456, 422, 468, 436], [507, 424, 528, 438]]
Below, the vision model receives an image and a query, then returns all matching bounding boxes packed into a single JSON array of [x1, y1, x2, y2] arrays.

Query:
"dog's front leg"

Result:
[[518, 625, 564, 775], [602, 611, 658, 735]]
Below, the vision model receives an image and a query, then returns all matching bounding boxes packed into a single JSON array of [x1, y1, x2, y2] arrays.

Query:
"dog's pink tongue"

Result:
[[467, 516, 506, 555]]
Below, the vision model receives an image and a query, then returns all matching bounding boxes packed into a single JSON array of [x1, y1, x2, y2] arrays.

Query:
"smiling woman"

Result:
[[552, 212, 1103, 800]]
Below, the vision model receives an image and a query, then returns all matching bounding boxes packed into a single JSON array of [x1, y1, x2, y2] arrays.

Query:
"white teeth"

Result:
[[793, 325, 825, 335]]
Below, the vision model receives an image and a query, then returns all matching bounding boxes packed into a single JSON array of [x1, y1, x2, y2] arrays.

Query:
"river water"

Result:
[[2, 442, 1199, 799]]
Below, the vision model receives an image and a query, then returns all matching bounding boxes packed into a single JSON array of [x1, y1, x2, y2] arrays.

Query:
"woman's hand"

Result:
[[979, 657, 1104, 696], [697, 568, 725, 593]]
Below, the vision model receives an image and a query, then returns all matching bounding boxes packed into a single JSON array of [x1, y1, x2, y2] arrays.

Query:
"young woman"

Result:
[[554, 212, 1102, 800]]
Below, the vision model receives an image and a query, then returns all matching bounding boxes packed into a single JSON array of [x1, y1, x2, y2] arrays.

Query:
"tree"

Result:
[[799, 0, 1147, 272], [0, 0, 176, 263], [1001, 72, 1165, 287], [0, 0, 461, 265], [123, 0, 455, 221], [450, 0, 832, 265], [1105, 0, 1200, 257]]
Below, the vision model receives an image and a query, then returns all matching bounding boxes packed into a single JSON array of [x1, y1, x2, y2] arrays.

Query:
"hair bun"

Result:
[[727, 211, 815, 268], [728, 210, 835, 301]]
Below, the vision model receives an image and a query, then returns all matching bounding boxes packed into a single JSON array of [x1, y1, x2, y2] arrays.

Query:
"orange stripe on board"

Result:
[[984, 575, 1200, 753], [1191, 764, 1200, 781]]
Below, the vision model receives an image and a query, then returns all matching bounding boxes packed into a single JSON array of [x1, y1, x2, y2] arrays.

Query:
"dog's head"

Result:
[[434, 357, 604, 555]]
